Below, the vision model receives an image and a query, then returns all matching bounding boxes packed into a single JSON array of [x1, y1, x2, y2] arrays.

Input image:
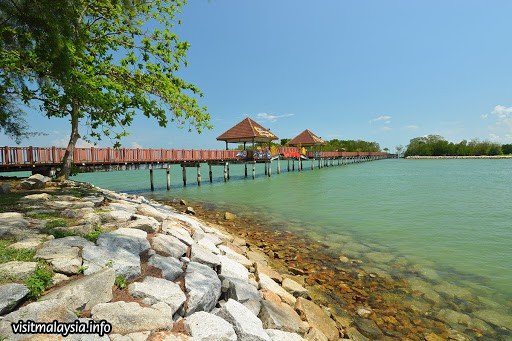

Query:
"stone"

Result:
[[128, 276, 186, 314], [148, 254, 183, 281], [219, 255, 249, 281], [258, 300, 303, 333], [162, 220, 194, 246], [282, 278, 308, 298], [259, 273, 296, 306], [0, 283, 29, 314], [224, 212, 236, 220], [8, 235, 48, 249], [185, 311, 237, 341], [216, 299, 271, 341], [91, 301, 173, 334], [152, 233, 188, 258], [52, 273, 70, 285], [97, 228, 150, 255], [0, 182, 11, 194], [20, 174, 51, 189], [247, 250, 268, 265], [356, 307, 372, 318], [223, 276, 260, 303], [109, 331, 151, 341], [267, 329, 305, 341], [190, 243, 221, 268], [243, 299, 262, 316], [81, 195, 105, 207], [296, 298, 339, 341], [219, 245, 253, 268], [184, 262, 222, 315], [344, 327, 370, 341], [425, 333, 445, 341], [473, 309, 512, 329], [0, 212, 29, 238], [197, 237, 220, 254], [186, 207, 196, 215], [204, 233, 223, 246], [256, 262, 282, 283], [109, 202, 138, 213], [180, 199, 187, 206], [82, 244, 141, 280], [0, 261, 37, 280], [62, 207, 95, 218], [137, 204, 169, 221], [127, 214, 161, 233], [232, 237, 246, 247], [103, 209, 134, 222], [35, 243, 82, 275], [305, 327, 329, 341], [21, 193, 52, 201], [353, 317, 383, 339]]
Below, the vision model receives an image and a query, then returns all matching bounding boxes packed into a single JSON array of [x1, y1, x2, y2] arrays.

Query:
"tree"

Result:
[[0, 93, 39, 143], [395, 145, 403, 157], [280, 138, 290, 146], [1, 0, 210, 178], [383, 147, 389, 153]]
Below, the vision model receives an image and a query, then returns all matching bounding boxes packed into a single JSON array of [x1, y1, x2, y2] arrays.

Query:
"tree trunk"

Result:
[[57, 102, 80, 179]]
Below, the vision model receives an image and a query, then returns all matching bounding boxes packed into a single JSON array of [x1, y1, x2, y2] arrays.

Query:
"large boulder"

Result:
[[151, 234, 188, 258], [21, 193, 52, 201], [216, 299, 271, 341], [128, 276, 186, 315], [137, 204, 169, 222], [0, 283, 29, 315], [19, 174, 51, 189], [222, 276, 260, 304], [258, 300, 304, 333], [218, 255, 249, 281], [82, 244, 141, 280], [295, 298, 339, 341], [282, 278, 309, 298], [0, 261, 37, 280], [190, 243, 221, 269], [148, 254, 183, 281], [42, 268, 115, 310], [0, 212, 30, 238], [184, 262, 221, 315], [185, 311, 237, 341], [266, 329, 305, 341], [258, 273, 296, 306], [127, 214, 161, 233], [97, 228, 150, 255], [218, 245, 253, 268], [162, 220, 194, 246], [91, 301, 173, 334], [197, 237, 220, 255], [35, 243, 82, 275]]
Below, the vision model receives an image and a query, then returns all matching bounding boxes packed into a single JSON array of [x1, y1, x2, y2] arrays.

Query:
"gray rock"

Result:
[[128, 214, 161, 233], [243, 299, 262, 317], [258, 273, 296, 306], [185, 311, 237, 341], [204, 233, 223, 246], [8, 235, 49, 250], [282, 278, 308, 298], [148, 254, 183, 281], [109, 201, 138, 213], [266, 329, 305, 341], [223, 276, 260, 303], [190, 243, 221, 269], [0, 261, 37, 280], [21, 193, 52, 201], [152, 233, 188, 258], [137, 204, 168, 222], [186, 206, 195, 215], [216, 299, 271, 341], [0, 182, 11, 194], [42, 268, 115, 310], [103, 209, 134, 222], [128, 276, 186, 314], [20, 174, 51, 189], [0, 283, 29, 314], [109, 331, 151, 341], [218, 245, 252, 268], [218, 255, 249, 281], [44, 235, 94, 249], [197, 237, 220, 254], [91, 301, 173, 334], [81, 195, 105, 207], [472, 309, 512, 329], [162, 220, 194, 246], [185, 262, 222, 315], [35, 243, 82, 275], [295, 298, 339, 341], [82, 244, 141, 280], [259, 300, 303, 333], [97, 228, 150, 255], [0, 212, 29, 238]]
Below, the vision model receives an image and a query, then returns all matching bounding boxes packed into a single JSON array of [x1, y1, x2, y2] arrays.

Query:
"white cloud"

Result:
[[256, 113, 294, 122], [404, 125, 419, 130], [480, 114, 488, 119], [369, 115, 392, 124], [380, 126, 392, 132], [52, 138, 95, 148], [492, 105, 512, 118], [484, 105, 512, 143]]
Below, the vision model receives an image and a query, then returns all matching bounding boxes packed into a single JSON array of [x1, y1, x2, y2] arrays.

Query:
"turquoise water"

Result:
[[73, 159, 512, 323]]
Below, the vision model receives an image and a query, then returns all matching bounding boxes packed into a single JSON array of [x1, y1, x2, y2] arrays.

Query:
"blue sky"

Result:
[[3, 0, 512, 151]]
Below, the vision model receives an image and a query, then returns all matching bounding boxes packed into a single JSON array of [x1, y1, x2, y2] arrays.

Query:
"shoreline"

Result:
[[405, 155, 512, 159]]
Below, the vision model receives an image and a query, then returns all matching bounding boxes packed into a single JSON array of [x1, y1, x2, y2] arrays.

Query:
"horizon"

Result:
[[2, 0, 512, 151]]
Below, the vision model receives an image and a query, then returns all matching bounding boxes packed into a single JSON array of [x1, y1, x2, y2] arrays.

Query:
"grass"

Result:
[[25, 263, 53, 299], [27, 212, 63, 220], [0, 192, 25, 213], [83, 226, 103, 243], [114, 275, 127, 289], [0, 239, 35, 264]]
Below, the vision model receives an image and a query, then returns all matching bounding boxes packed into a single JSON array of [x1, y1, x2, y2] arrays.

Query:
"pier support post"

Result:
[[292, 159, 295, 171], [277, 158, 281, 174], [227, 162, 230, 180], [311, 159, 314, 170], [268, 160, 272, 177], [244, 163, 248, 178], [287, 159, 290, 172], [224, 163, 228, 182], [182, 164, 187, 187], [150, 166, 154, 191], [166, 166, 171, 191], [209, 164, 213, 183], [299, 158, 303, 171], [252, 162, 256, 179], [197, 164, 201, 186], [264, 162, 268, 175]]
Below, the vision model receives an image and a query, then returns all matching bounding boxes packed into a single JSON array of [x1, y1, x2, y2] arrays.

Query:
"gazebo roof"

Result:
[[288, 129, 326, 146], [217, 117, 279, 143]]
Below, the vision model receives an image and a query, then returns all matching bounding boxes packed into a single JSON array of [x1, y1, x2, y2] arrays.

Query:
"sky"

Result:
[[3, 0, 512, 151]]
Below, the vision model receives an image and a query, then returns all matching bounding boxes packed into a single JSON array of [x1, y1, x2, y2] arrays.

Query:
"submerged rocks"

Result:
[[0, 283, 29, 315], [185, 311, 237, 341]]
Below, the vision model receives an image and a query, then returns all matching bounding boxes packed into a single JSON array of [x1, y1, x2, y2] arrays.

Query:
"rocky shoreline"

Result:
[[0, 176, 345, 340]]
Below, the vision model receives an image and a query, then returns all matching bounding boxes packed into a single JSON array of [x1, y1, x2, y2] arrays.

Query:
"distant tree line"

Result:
[[237, 138, 381, 152], [405, 135, 512, 156]]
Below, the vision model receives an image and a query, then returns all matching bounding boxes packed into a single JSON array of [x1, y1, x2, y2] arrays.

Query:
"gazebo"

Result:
[[217, 117, 279, 151], [287, 129, 326, 170]]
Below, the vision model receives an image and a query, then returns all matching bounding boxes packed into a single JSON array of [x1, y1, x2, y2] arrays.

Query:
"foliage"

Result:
[[404, 135, 504, 156], [502, 144, 512, 155], [321, 139, 381, 152], [0, 239, 35, 263], [0, 192, 24, 213], [44, 218, 68, 229], [83, 226, 103, 243], [280, 138, 290, 146], [0, 105, 40, 144], [114, 275, 127, 289], [25, 263, 54, 299], [0, 0, 211, 177]]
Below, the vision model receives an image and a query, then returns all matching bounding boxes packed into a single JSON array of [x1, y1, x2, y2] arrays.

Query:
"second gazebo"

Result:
[[288, 129, 325, 149]]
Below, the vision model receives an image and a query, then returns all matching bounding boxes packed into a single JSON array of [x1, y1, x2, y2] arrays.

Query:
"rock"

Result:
[[0, 283, 29, 314], [204, 233, 223, 246], [216, 299, 271, 341], [224, 212, 236, 220], [190, 243, 221, 269], [128, 214, 161, 233], [247, 250, 268, 265], [20, 174, 51, 189], [259, 273, 296, 306], [219, 255, 249, 281], [42, 268, 115, 311], [436, 308, 491, 332], [0, 212, 29, 238], [8, 235, 48, 249], [148, 254, 183, 281], [0, 261, 37, 280], [152, 233, 188, 258], [232, 237, 246, 247], [243, 299, 262, 316], [184, 262, 222, 315], [103, 209, 134, 222], [282, 278, 308, 298], [344, 327, 370, 341], [97, 228, 150, 255], [62, 207, 95, 218], [473, 309, 512, 329], [223, 276, 260, 303], [256, 262, 282, 283], [81, 195, 105, 207], [338, 256, 350, 263], [353, 317, 383, 339], [109, 331, 151, 341], [197, 237, 220, 254], [91, 301, 173, 334], [305, 327, 329, 341], [137, 204, 169, 222], [0, 182, 11, 194], [35, 242, 82, 275], [185, 311, 237, 341], [295, 298, 339, 341], [356, 307, 372, 318], [128, 276, 186, 314], [266, 329, 305, 341], [52, 273, 70, 285], [21, 193, 52, 201], [180, 199, 187, 206], [82, 244, 141, 280], [258, 300, 303, 333], [219, 245, 253, 268], [162, 219, 194, 246], [186, 207, 196, 215], [425, 333, 445, 341]]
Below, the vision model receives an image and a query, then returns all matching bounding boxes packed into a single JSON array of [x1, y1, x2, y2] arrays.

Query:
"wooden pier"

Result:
[[0, 146, 388, 190]]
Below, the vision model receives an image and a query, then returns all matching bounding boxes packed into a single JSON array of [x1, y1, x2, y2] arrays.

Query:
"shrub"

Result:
[[83, 227, 103, 243], [25, 264, 54, 299], [114, 275, 126, 289]]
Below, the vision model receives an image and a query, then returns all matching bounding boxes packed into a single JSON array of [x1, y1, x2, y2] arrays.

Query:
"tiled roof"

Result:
[[217, 118, 278, 142], [288, 129, 326, 146]]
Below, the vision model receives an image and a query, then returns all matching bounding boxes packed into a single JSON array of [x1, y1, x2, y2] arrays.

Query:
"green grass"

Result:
[[0, 192, 25, 213], [27, 212, 63, 220], [25, 263, 53, 299], [83, 226, 103, 243], [114, 275, 127, 289], [0, 239, 35, 264], [44, 218, 68, 229]]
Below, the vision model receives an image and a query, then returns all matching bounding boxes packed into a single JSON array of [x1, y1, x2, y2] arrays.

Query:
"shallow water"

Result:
[[73, 159, 512, 333]]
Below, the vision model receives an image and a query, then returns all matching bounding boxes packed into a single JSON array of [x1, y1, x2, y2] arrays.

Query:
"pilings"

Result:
[[209, 164, 213, 183], [252, 162, 256, 179], [197, 164, 201, 186], [224, 162, 228, 182], [150, 166, 154, 191], [277, 158, 281, 174], [182, 164, 187, 187], [166, 166, 171, 190]]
